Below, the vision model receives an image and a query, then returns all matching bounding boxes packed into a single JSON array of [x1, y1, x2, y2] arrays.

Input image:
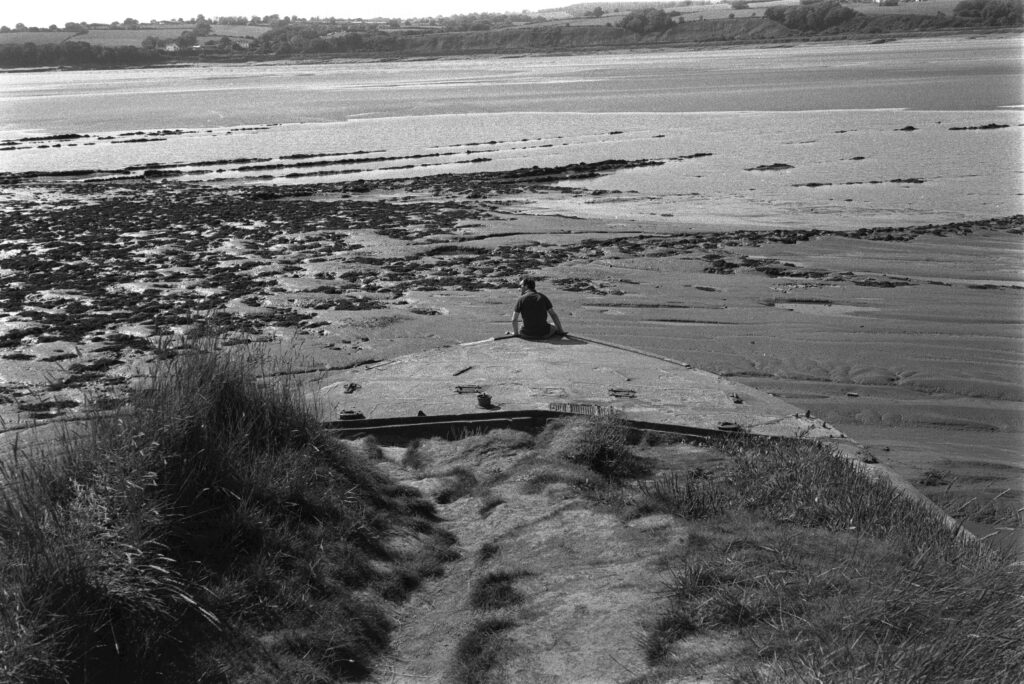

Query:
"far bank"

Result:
[[1, 0, 1021, 70]]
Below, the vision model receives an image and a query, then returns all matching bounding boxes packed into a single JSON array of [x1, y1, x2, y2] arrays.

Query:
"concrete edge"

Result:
[[827, 438, 977, 545]]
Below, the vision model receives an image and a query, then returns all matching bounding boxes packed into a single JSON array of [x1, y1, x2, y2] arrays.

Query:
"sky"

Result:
[[5, 1, 562, 28]]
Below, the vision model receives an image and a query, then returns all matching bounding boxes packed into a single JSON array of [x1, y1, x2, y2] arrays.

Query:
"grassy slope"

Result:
[[0, 338, 455, 682], [0, 25, 268, 47], [627, 432, 1024, 682], [1, 342, 1020, 681], [0, 32, 76, 46], [381, 417, 1023, 682]]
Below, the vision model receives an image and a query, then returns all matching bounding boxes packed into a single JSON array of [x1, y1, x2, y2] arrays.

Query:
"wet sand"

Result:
[[0, 162, 1020, 549]]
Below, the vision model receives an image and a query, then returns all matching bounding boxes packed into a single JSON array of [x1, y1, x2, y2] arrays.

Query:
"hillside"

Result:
[[1, 0, 1020, 69], [368, 19, 795, 56]]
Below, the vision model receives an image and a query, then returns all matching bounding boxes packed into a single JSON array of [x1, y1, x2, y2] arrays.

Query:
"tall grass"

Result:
[[0, 337, 452, 682], [720, 434, 969, 552], [543, 415, 652, 480], [634, 434, 1024, 683], [635, 471, 724, 519]]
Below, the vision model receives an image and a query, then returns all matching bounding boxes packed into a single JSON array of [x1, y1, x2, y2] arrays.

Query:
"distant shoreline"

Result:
[[1, 22, 1019, 73]]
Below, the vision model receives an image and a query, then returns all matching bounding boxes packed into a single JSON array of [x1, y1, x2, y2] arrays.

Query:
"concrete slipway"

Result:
[[321, 334, 971, 541], [323, 334, 843, 441]]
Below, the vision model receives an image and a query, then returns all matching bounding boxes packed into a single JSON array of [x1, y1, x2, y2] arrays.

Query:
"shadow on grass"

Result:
[[447, 617, 517, 684], [469, 569, 532, 611]]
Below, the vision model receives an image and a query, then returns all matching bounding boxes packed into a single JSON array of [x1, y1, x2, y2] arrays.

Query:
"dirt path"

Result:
[[367, 433, 738, 683]]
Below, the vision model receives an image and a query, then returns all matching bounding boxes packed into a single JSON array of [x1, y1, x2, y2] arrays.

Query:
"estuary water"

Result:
[[1, 35, 1022, 229]]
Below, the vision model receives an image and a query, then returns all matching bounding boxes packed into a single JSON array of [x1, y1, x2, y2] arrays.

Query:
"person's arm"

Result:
[[549, 309, 565, 334], [511, 310, 521, 336]]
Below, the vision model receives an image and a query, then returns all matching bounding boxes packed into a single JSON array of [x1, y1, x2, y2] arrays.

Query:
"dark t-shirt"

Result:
[[515, 291, 553, 337]]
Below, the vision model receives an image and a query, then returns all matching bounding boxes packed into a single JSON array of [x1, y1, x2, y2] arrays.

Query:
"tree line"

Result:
[[0, 41, 164, 68], [1, 0, 1019, 69], [763, 0, 1021, 31]]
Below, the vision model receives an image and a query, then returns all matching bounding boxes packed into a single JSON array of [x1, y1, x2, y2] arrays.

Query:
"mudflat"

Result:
[[0, 35, 1021, 548], [1, 163, 1020, 548]]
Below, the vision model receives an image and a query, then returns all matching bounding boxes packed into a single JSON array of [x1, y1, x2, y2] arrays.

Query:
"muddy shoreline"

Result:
[[1, 161, 1021, 547]]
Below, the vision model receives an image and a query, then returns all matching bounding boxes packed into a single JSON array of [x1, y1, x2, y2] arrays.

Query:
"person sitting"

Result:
[[512, 277, 565, 339]]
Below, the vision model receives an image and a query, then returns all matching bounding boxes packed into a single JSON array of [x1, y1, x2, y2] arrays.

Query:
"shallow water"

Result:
[[3, 35, 1021, 130], [2, 36, 1022, 228]]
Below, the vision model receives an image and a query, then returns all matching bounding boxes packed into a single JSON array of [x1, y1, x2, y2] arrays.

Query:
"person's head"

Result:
[[520, 277, 536, 292]]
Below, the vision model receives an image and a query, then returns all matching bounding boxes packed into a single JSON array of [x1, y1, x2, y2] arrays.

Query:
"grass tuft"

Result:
[[478, 493, 505, 518], [435, 466, 478, 504], [640, 605, 696, 663], [359, 434, 385, 461], [469, 569, 530, 610], [448, 617, 517, 684], [636, 471, 726, 519], [401, 439, 427, 470], [546, 415, 653, 480], [477, 541, 501, 564]]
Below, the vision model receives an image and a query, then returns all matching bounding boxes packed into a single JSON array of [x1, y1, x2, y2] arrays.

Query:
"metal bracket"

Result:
[[549, 403, 619, 416]]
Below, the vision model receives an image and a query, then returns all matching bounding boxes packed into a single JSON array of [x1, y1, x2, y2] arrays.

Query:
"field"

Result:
[[0, 24, 269, 48], [553, 3, 772, 23], [0, 31, 75, 45], [544, 0, 958, 25], [852, 0, 965, 15], [560, 0, 964, 23], [671, 0, 964, 21]]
